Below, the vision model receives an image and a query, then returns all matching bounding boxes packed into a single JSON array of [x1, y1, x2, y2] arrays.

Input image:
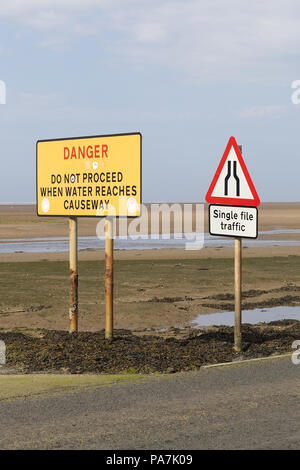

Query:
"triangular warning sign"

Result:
[[205, 136, 260, 206]]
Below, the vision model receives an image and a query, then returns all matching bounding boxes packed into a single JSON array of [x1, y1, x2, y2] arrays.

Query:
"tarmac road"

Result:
[[0, 355, 299, 450]]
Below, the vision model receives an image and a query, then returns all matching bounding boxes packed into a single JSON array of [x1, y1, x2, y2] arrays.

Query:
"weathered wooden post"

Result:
[[69, 216, 78, 333], [234, 236, 242, 352], [105, 217, 114, 340], [233, 144, 243, 352]]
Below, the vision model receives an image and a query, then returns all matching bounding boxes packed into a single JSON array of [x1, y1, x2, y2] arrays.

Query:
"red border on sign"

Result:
[[205, 136, 260, 207]]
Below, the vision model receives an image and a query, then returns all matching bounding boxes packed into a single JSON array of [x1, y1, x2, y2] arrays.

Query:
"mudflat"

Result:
[[0, 203, 299, 335], [1, 202, 300, 240], [0, 202, 300, 265], [0, 256, 300, 332]]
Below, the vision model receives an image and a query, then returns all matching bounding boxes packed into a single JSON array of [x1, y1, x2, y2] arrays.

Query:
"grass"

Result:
[[0, 373, 146, 401]]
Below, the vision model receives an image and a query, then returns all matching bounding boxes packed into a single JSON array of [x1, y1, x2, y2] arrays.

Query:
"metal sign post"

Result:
[[206, 137, 260, 353], [69, 216, 78, 333], [36, 132, 142, 334], [105, 218, 114, 340]]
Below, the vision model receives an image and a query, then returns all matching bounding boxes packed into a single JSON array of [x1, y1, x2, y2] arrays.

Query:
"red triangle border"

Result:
[[205, 136, 260, 207]]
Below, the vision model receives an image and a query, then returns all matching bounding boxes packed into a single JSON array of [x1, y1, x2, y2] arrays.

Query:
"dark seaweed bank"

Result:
[[0, 320, 299, 374]]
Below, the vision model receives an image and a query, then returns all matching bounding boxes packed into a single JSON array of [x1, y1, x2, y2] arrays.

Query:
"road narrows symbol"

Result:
[[224, 161, 231, 196], [206, 136, 259, 206], [233, 161, 240, 197], [224, 161, 240, 197]]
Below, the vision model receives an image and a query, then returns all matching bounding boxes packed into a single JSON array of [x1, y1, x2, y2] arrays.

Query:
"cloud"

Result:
[[0, 0, 107, 49], [0, 0, 103, 16], [1, 1, 300, 80], [0, 88, 196, 126], [239, 105, 287, 119]]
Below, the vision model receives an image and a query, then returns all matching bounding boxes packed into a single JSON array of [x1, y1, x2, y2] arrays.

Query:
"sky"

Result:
[[1, 0, 300, 203]]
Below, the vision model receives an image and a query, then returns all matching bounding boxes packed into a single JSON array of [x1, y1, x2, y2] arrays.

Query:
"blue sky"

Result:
[[1, 0, 300, 203]]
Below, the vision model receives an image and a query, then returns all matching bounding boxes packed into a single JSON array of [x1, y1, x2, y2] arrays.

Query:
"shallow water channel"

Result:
[[192, 305, 300, 327], [1, 229, 300, 253]]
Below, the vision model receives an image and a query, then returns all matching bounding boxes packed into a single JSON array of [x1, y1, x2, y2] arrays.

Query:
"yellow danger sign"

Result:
[[36, 133, 141, 217]]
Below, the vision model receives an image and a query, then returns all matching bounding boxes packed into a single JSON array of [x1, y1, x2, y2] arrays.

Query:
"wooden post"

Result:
[[234, 237, 242, 352], [69, 216, 78, 333], [105, 218, 114, 340], [234, 143, 243, 352]]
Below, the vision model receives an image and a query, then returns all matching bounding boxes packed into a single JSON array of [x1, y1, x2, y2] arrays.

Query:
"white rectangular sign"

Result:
[[209, 204, 258, 239]]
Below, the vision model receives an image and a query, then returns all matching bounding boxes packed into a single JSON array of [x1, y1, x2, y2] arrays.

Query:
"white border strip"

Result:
[[202, 352, 293, 369]]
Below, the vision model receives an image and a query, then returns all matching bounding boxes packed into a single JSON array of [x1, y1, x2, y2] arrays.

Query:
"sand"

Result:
[[0, 202, 300, 263], [1, 202, 300, 238], [0, 202, 300, 333]]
